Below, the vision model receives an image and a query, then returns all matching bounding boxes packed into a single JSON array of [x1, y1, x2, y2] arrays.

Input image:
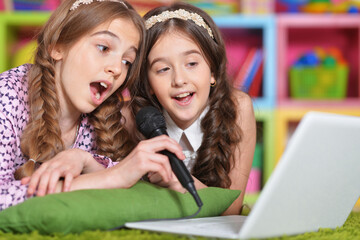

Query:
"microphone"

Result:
[[136, 106, 203, 208]]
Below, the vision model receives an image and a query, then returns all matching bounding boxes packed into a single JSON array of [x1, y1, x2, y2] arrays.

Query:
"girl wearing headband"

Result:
[[0, 0, 183, 211], [131, 2, 256, 215]]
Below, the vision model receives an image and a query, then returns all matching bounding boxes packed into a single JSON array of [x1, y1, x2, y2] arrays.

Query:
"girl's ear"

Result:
[[210, 73, 216, 85], [50, 45, 64, 61]]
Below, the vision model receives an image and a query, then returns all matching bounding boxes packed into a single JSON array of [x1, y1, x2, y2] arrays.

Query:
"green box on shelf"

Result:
[[289, 65, 348, 99], [252, 143, 263, 169]]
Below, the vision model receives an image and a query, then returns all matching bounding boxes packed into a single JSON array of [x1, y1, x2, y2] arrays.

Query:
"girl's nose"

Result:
[[172, 69, 187, 87], [105, 59, 122, 78]]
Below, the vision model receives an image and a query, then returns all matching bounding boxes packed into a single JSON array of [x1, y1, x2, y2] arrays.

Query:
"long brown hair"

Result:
[[131, 2, 242, 188], [15, 0, 145, 179]]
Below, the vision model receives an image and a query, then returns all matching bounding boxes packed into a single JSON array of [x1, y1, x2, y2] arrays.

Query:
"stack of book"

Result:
[[233, 48, 263, 97]]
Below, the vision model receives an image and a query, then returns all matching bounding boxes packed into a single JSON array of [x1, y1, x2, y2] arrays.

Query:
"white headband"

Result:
[[145, 9, 214, 39], [70, 0, 127, 11]]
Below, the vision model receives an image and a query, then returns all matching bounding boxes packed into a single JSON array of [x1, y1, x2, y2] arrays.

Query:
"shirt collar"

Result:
[[164, 107, 208, 152]]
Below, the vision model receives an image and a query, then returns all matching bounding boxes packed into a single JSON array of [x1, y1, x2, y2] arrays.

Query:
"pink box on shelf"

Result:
[[245, 168, 262, 193]]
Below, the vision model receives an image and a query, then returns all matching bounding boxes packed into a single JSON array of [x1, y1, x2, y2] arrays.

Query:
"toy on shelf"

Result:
[[276, 0, 309, 13], [300, 0, 331, 13], [289, 47, 349, 99], [300, 0, 360, 13], [240, 0, 275, 14], [276, 0, 360, 13], [330, 0, 360, 13]]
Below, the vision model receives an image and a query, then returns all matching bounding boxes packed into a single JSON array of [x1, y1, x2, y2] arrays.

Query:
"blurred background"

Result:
[[1, 0, 359, 209]]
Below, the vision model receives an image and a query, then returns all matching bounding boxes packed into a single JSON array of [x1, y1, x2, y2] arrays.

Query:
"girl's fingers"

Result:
[[27, 164, 52, 196], [46, 171, 61, 194], [148, 172, 163, 184], [26, 160, 75, 195], [35, 171, 52, 196], [28, 163, 54, 193], [130, 151, 172, 183], [140, 136, 185, 160], [27, 170, 43, 196], [146, 163, 170, 184], [145, 153, 173, 181], [147, 172, 155, 178], [21, 176, 31, 185], [63, 173, 73, 192]]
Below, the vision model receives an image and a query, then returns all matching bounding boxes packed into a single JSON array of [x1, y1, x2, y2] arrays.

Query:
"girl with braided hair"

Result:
[[131, 2, 256, 215], [0, 0, 184, 211]]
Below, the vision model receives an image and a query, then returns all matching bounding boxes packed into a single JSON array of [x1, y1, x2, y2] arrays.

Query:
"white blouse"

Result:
[[164, 108, 208, 171]]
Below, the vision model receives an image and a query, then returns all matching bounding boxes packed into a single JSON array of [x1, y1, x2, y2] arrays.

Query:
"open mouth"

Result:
[[90, 82, 109, 101], [173, 92, 194, 103]]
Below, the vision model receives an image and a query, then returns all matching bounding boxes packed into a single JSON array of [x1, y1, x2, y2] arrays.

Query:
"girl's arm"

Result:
[[23, 149, 108, 197], [222, 91, 256, 215], [0, 111, 29, 211], [24, 103, 138, 197], [54, 135, 185, 192]]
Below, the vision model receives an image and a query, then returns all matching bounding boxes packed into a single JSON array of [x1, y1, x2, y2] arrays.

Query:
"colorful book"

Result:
[[242, 49, 263, 92], [233, 48, 257, 89], [233, 48, 263, 93], [248, 60, 264, 97]]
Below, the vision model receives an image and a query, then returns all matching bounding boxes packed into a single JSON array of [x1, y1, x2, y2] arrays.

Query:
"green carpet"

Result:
[[1, 211, 359, 240]]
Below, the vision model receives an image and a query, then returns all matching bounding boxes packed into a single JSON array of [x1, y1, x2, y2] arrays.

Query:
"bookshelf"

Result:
[[214, 15, 276, 110], [1, 11, 359, 208]]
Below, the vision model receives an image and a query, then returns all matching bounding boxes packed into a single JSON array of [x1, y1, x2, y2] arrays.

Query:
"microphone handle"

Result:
[[160, 150, 203, 207], [160, 150, 194, 186], [151, 129, 194, 186], [148, 129, 203, 207]]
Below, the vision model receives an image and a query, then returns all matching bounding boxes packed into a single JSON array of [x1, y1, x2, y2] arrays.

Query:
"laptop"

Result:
[[125, 111, 360, 239]]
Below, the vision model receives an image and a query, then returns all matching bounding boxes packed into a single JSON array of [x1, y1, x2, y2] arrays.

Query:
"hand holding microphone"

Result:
[[136, 106, 203, 208]]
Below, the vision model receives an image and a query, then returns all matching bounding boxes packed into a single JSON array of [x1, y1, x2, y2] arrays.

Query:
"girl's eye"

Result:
[[122, 59, 132, 67], [97, 44, 109, 52], [187, 62, 198, 67], [157, 67, 170, 73]]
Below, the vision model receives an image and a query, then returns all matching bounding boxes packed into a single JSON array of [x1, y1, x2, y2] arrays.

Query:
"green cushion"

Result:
[[0, 181, 240, 234]]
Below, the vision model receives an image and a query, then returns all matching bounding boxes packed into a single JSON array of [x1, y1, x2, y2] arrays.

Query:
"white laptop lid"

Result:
[[239, 111, 360, 239], [126, 112, 360, 239]]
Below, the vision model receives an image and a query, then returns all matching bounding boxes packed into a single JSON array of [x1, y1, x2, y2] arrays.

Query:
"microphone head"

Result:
[[136, 106, 167, 139]]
